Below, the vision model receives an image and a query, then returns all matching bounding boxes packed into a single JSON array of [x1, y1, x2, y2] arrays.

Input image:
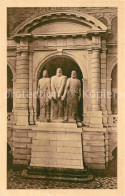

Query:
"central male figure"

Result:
[[51, 68, 67, 121]]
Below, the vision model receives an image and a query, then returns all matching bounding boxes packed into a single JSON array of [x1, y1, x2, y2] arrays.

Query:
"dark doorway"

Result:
[[111, 65, 117, 114], [7, 66, 13, 113]]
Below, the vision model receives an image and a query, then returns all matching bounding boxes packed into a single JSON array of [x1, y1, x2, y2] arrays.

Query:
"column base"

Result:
[[16, 109, 29, 126], [84, 111, 103, 128]]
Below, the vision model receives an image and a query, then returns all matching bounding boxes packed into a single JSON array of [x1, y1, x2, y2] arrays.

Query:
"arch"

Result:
[[110, 14, 117, 22], [7, 59, 16, 81], [111, 16, 117, 35], [13, 10, 107, 35], [98, 17, 108, 26], [107, 56, 117, 78], [34, 51, 88, 80]]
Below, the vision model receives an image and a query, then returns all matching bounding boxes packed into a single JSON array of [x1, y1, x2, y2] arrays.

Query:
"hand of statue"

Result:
[[53, 93, 57, 100], [48, 93, 52, 100], [57, 93, 61, 99], [61, 95, 65, 101]]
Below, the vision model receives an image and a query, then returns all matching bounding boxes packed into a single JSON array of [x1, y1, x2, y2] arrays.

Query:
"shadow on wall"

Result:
[[7, 143, 13, 170], [108, 147, 117, 177]]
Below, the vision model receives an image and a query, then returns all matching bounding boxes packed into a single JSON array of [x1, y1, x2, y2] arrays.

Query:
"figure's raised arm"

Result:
[[51, 76, 56, 99], [61, 78, 70, 100]]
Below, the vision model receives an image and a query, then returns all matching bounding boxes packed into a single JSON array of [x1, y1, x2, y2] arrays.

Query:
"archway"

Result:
[[7, 66, 13, 122], [36, 56, 83, 121]]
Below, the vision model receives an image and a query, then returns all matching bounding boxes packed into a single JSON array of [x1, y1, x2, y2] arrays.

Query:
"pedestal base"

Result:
[[30, 123, 84, 170], [21, 167, 93, 182]]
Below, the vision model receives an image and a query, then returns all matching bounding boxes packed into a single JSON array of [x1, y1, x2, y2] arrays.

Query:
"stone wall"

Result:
[[7, 7, 117, 37], [12, 128, 32, 165], [9, 125, 109, 169]]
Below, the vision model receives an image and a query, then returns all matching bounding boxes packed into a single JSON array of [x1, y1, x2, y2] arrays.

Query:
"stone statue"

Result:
[[51, 68, 67, 121], [37, 70, 51, 122], [62, 70, 81, 122]]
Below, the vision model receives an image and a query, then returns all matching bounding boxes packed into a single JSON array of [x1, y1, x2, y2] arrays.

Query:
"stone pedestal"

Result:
[[30, 123, 84, 169]]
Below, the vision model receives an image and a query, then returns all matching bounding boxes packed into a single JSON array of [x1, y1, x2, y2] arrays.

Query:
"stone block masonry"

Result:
[[30, 123, 84, 169], [12, 128, 33, 166], [12, 124, 108, 170], [82, 127, 107, 169]]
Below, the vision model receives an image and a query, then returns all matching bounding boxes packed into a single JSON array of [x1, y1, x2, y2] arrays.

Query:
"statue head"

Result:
[[71, 70, 77, 78], [43, 70, 48, 78], [56, 68, 62, 77]]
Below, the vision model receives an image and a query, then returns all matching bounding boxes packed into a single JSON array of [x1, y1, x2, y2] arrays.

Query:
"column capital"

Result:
[[92, 46, 101, 51], [87, 48, 92, 54], [82, 78, 88, 82], [101, 47, 107, 51], [16, 47, 28, 55], [29, 51, 34, 55]]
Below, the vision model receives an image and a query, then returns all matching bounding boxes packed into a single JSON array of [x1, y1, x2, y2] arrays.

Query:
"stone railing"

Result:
[[108, 114, 118, 127], [7, 112, 14, 125]]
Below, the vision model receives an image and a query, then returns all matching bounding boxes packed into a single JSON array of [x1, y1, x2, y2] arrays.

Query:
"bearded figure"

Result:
[[51, 68, 67, 121], [62, 70, 81, 122]]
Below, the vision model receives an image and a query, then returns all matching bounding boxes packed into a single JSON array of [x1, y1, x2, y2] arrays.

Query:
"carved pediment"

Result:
[[12, 10, 107, 38], [32, 21, 92, 36]]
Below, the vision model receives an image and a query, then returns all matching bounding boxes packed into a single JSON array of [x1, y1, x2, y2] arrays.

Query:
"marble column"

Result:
[[15, 48, 29, 125]]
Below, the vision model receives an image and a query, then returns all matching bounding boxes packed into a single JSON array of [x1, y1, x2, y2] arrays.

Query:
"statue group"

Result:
[[37, 68, 82, 123]]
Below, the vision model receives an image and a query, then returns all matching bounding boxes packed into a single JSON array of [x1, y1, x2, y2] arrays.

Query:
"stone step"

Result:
[[35, 122, 77, 129], [21, 169, 93, 182], [27, 166, 88, 177], [30, 163, 84, 169]]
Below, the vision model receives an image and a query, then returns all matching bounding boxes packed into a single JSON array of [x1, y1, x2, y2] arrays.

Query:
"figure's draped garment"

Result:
[[65, 78, 81, 121], [38, 78, 51, 120], [51, 75, 67, 119]]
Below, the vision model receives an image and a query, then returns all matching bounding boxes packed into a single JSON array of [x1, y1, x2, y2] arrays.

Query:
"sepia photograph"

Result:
[[0, 0, 125, 194], [6, 6, 119, 190]]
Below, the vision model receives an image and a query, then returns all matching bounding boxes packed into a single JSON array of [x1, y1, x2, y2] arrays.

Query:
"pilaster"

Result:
[[15, 38, 29, 125], [101, 38, 108, 126], [88, 35, 103, 128]]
